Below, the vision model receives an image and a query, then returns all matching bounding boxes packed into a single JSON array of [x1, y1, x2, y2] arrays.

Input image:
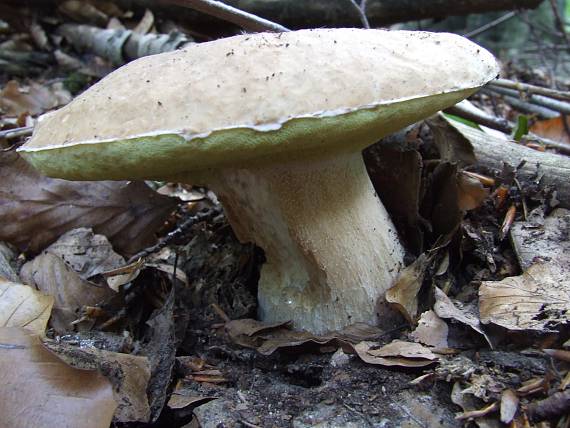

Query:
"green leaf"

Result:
[[512, 115, 529, 141], [443, 113, 480, 130]]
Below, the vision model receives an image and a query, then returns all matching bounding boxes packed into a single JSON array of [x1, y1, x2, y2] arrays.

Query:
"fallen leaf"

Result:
[[139, 286, 176, 421], [0, 152, 176, 255], [530, 115, 570, 146], [353, 340, 438, 367], [167, 393, 216, 410], [0, 327, 117, 428], [427, 113, 477, 167], [457, 171, 489, 211], [44, 228, 125, 280], [479, 262, 570, 332], [20, 252, 114, 333], [225, 319, 384, 355], [434, 287, 493, 347], [103, 258, 144, 292], [0, 80, 72, 116], [0, 280, 53, 334], [45, 340, 151, 423], [410, 310, 449, 349], [385, 253, 431, 323], [58, 0, 109, 26]]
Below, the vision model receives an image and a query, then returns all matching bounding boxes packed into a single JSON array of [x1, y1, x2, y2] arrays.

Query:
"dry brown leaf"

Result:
[[434, 287, 493, 347], [0, 280, 53, 334], [225, 319, 383, 355], [58, 0, 109, 26], [0, 152, 176, 255], [0, 327, 117, 428], [0, 80, 71, 116], [457, 171, 489, 211], [561, 371, 570, 390], [20, 252, 114, 333], [103, 258, 144, 292], [353, 340, 437, 367], [530, 116, 570, 145], [167, 394, 216, 410], [479, 262, 570, 332], [385, 253, 430, 323], [44, 228, 125, 280], [45, 341, 151, 423], [410, 310, 449, 349]]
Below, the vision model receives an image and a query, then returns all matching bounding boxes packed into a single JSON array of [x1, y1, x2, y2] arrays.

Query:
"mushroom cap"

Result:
[[19, 28, 498, 181]]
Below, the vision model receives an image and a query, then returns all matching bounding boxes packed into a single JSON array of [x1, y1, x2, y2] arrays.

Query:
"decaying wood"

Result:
[[440, 118, 570, 208]]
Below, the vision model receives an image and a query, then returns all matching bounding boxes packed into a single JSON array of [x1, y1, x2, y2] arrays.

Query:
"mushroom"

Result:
[[19, 29, 498, 334]]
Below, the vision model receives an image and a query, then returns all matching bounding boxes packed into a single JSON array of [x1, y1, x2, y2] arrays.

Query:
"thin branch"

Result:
[[161, 0, 290, 33], [348, 0, 371, 29], [486, 85, 570, 115], [489, 78, 570, 102], [0, 126, 33, 140], [463, 11, 516, 38], [127, 206, 223, 264]]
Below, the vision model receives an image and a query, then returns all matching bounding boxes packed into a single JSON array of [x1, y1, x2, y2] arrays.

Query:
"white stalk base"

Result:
[[209, 152, 405, 334]]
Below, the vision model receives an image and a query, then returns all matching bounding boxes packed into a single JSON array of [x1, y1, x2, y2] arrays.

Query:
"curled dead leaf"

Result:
[[410, 310, 449, 349], [385, 253, 431, 323], [353, 340, 438, 367], [434, 287, 493, 347], [20, 252, 115, 333]]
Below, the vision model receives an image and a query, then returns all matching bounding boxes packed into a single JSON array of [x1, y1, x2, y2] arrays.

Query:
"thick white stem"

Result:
[[209, 152, 405, 334]]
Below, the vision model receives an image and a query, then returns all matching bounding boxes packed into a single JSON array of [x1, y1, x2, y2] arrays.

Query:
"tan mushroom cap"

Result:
[[19, 28, 498, 181]]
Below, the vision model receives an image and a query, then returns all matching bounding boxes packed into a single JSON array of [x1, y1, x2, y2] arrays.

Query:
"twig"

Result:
[[490, 78, 570, 102], [238, 420, 262, 428], [161, 0, 290, 33], [463, 11, 516, 38], [127, 206, 222, 263], [348, 0, 370, 29], [0, 126, 33, 140], [486, 86, 570, 115], [481, 88, 559, 119]]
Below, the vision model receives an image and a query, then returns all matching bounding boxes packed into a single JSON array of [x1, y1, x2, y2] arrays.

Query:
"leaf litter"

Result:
[[1, 3, 570, 427]]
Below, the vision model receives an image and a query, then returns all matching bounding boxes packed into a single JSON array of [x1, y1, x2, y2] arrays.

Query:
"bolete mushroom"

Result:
[[19, 29, 498, 334]]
